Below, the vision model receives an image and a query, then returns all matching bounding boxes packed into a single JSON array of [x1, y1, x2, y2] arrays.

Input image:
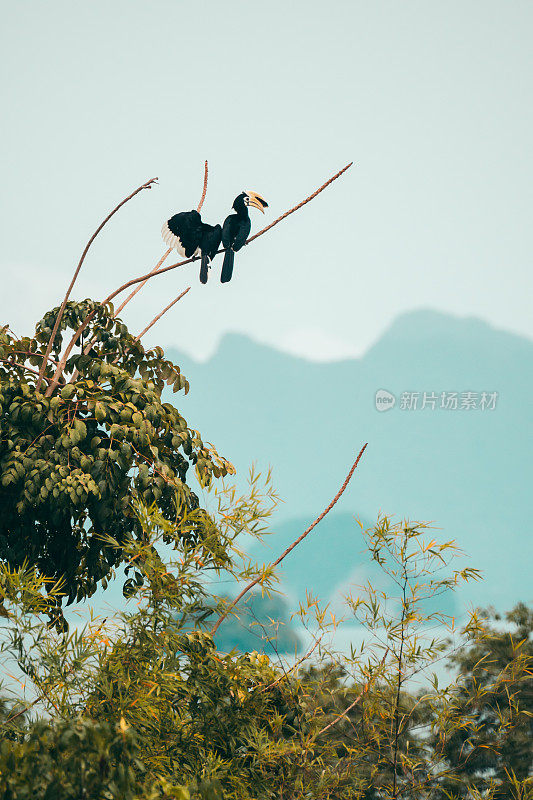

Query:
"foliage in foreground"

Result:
[[435, 603, 533, 799], [0, 499, 531, 800]]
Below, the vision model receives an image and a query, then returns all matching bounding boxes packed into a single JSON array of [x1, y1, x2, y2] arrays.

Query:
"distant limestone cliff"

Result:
[[165, 310, 532, 612]]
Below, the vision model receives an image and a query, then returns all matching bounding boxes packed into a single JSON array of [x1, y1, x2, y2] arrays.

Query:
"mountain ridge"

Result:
[[175, 309, 533, 369], [165, 309, 532, 612]]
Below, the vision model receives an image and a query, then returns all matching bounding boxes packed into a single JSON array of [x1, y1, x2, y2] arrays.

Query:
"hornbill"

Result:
[[221, 191, 268, 283], [162, 210, 222, 284]]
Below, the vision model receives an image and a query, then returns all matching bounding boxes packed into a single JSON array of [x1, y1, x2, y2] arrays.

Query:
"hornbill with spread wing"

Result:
[[220, 191, 268, 283], [162, 210, 222, 284]]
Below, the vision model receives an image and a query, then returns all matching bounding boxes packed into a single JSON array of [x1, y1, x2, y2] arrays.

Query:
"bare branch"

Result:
[[36, 176, 158, 391], [67, 247, 173, 385], [0, 359, 49, 382], [197, 160, 209, 212], [112, 160, 207, 321], [259, 635, 324, 693], [114, 247, 172, 318], [44, 162, 353, 395], [210, 443, 368, 636], [392, 565, 409, 798], [133, 287, 191, 344], [246, 161, 353, 245], [2, 697, 40, 727], [104, 161, 354, 304]]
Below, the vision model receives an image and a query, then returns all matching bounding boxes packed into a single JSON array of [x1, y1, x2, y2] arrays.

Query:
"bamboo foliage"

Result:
[[0, 494, 531, 798]]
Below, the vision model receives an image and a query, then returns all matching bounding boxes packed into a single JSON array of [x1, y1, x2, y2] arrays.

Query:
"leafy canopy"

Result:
[[0, 300, 233, 603]]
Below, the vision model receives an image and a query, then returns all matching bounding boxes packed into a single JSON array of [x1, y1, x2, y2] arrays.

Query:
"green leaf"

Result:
[[95, 401, 106, 423], [60, 384, 75, 400]]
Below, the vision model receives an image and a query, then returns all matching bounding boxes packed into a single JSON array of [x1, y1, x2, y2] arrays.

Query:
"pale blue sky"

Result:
[[2, 1, 532, 360]]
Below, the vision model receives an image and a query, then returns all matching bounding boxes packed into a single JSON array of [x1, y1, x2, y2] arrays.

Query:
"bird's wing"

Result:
[[164, 211, 202, 257]]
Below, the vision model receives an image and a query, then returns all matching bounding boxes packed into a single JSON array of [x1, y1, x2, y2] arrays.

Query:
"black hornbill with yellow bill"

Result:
[[221, 191, 268, 283], [162, 210, 222, 284]]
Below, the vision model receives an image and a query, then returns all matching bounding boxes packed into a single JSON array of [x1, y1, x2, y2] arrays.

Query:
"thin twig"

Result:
[[0, 359, 52, 383], [2, 696, 40, 726], [36, 177, 158, 391], [316, 649, 389, 736], [114, 160, 207, 319], [11, 350, 60, 367], [133, 287, 191, 343], [114, 247, 172, 318], [210, 443, 367, 636], [44, 162, 353, 396], [260, 635, 324, 693], [197, 160, 208, 212], [67, 246, 173, 382], [392, 562, 409, 799], [246, 161, 353, 245]]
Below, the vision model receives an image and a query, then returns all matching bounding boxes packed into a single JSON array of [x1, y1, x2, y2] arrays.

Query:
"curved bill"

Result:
[[246, 190, 269, 213]]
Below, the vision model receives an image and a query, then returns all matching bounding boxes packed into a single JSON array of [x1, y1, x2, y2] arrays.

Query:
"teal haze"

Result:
[[168, 310, 532, 614], [65, 311, 531, 639]]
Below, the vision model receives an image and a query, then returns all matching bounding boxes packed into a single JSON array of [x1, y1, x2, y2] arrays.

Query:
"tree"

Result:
[[291, 516, 482, 800], [0, 304, 233, 605], [434, 603, 533, 799]]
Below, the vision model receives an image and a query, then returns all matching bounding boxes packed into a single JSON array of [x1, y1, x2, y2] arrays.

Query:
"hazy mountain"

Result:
[[165, 310, 532, 613]]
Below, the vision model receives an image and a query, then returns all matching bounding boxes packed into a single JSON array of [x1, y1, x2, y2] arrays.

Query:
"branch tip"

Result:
[[210, 442, 368, 636], [38, 176, 160, 392], [197, 161, 209, 212]]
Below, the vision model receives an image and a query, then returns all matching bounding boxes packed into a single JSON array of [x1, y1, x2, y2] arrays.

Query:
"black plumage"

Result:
[[199, 223, 222, 284], [221, 191, 268, 283], [221, 195, 250, 283], [162, 210, 203, 258], [162, 210, 222, 284]]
